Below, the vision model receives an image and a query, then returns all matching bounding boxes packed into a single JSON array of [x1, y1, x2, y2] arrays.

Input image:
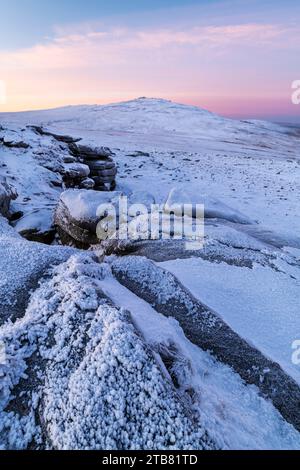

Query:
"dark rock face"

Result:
[[59, 162, 91, 189], [69, 143, 114, 159], [54, 189, 122, 247], [28, 129, 117, 191], [0, 138, 30, 149], [69, 143, 117, 190], [29, 126, 82, 144], [0, 177, 17, 217], [126, 150, 150, 157], [18, 227, 56, 245]]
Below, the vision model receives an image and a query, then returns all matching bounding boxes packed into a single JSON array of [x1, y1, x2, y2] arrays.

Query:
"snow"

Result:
[[60, 189, 122, 222], [165, 187, 254, 224], [0, 254, 209, 450], [0, 125, 69, 237], [2, 98, 296, 158], [0, 216, 74, 324], [160, 256, 300, 384], [97, 266, 300, 450], [13, 208, 54, 235]]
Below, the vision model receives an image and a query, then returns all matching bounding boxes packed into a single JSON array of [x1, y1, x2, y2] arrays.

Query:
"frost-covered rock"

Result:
[[0, 177, 17, 217], [165, 187, 254, 224], [126, 150, 150, 158], [0, 216, 74, 324], [0, 129, 30, 149], [13, 208, 56, 244], [55, 189, 122, 246], [29, 125, 82, 144], [79, 178, 95, 190], [68, 143, 117, 189], [0, 254, 212, 450], [69, 143, 114, 160], [111, 255, 300, 433], [60, 162, 90, 179]]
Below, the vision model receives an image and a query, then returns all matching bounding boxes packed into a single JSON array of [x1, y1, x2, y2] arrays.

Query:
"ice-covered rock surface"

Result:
[[0, 254, 212, 450], [54, 190, 122, 246], [0, 216, 74, 324], [0, 176, 17, 217], [13, 208, 55, 243]]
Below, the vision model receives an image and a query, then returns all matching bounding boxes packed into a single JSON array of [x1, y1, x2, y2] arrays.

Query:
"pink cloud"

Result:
[[0, 22, 299, 114]]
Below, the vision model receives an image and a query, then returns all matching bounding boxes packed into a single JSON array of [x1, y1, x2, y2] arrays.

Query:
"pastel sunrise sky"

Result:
[[0, 0, 299, 121]]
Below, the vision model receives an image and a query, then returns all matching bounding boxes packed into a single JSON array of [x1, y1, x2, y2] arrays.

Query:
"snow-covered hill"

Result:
[[2, 97, 299, 157]]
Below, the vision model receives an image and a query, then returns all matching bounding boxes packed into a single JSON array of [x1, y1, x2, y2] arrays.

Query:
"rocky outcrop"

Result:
[[69, 143, 117, 190], [60, 162, 91, 188], [0, 177, 17, 217], [0, 216, 74, 325], [54, 189, 122, 247], [112, 255, 300, 434], [0, 132, 30, 149], [29, 125, 82, 144], [69, 143, 114, 159], [13, 208, 56, 244], [27, 128, 117, 191], [0, 254, 211, 450]]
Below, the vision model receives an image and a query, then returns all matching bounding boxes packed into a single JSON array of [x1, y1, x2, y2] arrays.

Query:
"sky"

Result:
[[0, 0, 299, 122]]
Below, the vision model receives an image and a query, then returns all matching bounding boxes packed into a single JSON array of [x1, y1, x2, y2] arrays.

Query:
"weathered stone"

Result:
[[93, 175, 115, 184], [55, 189, 122, 246], [79, 178, 95, 190], [29, 126, 82, 144], [87, 160, 116, 171], [62, 155, 77, 164], [61, 163, 90, 179], [126, 151, 150, 158], [13, 208, 56, 244], [69, 143, 114, 159], [0, 177, 17, 217], [1, 136, 29, 149], [97, 168, 118, 177], [112, 255, 300, 433]]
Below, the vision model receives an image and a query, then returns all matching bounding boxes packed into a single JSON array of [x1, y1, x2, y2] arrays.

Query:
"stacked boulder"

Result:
[[29, 126, 117, 191], [60, 162, 92, 189], [69, 144, 117, 191]]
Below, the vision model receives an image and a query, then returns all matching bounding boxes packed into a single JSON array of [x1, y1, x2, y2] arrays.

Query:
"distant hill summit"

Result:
[[0, 97, 294, 157]]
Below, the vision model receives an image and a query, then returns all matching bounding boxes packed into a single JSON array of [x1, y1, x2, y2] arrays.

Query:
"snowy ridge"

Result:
[[1, 98, 298, 156]]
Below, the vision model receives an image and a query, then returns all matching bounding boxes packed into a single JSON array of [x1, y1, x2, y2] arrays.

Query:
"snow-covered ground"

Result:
[[0, 98, 300, 449], [160, 256, 300, 383], [2, 98, 299, 237]]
